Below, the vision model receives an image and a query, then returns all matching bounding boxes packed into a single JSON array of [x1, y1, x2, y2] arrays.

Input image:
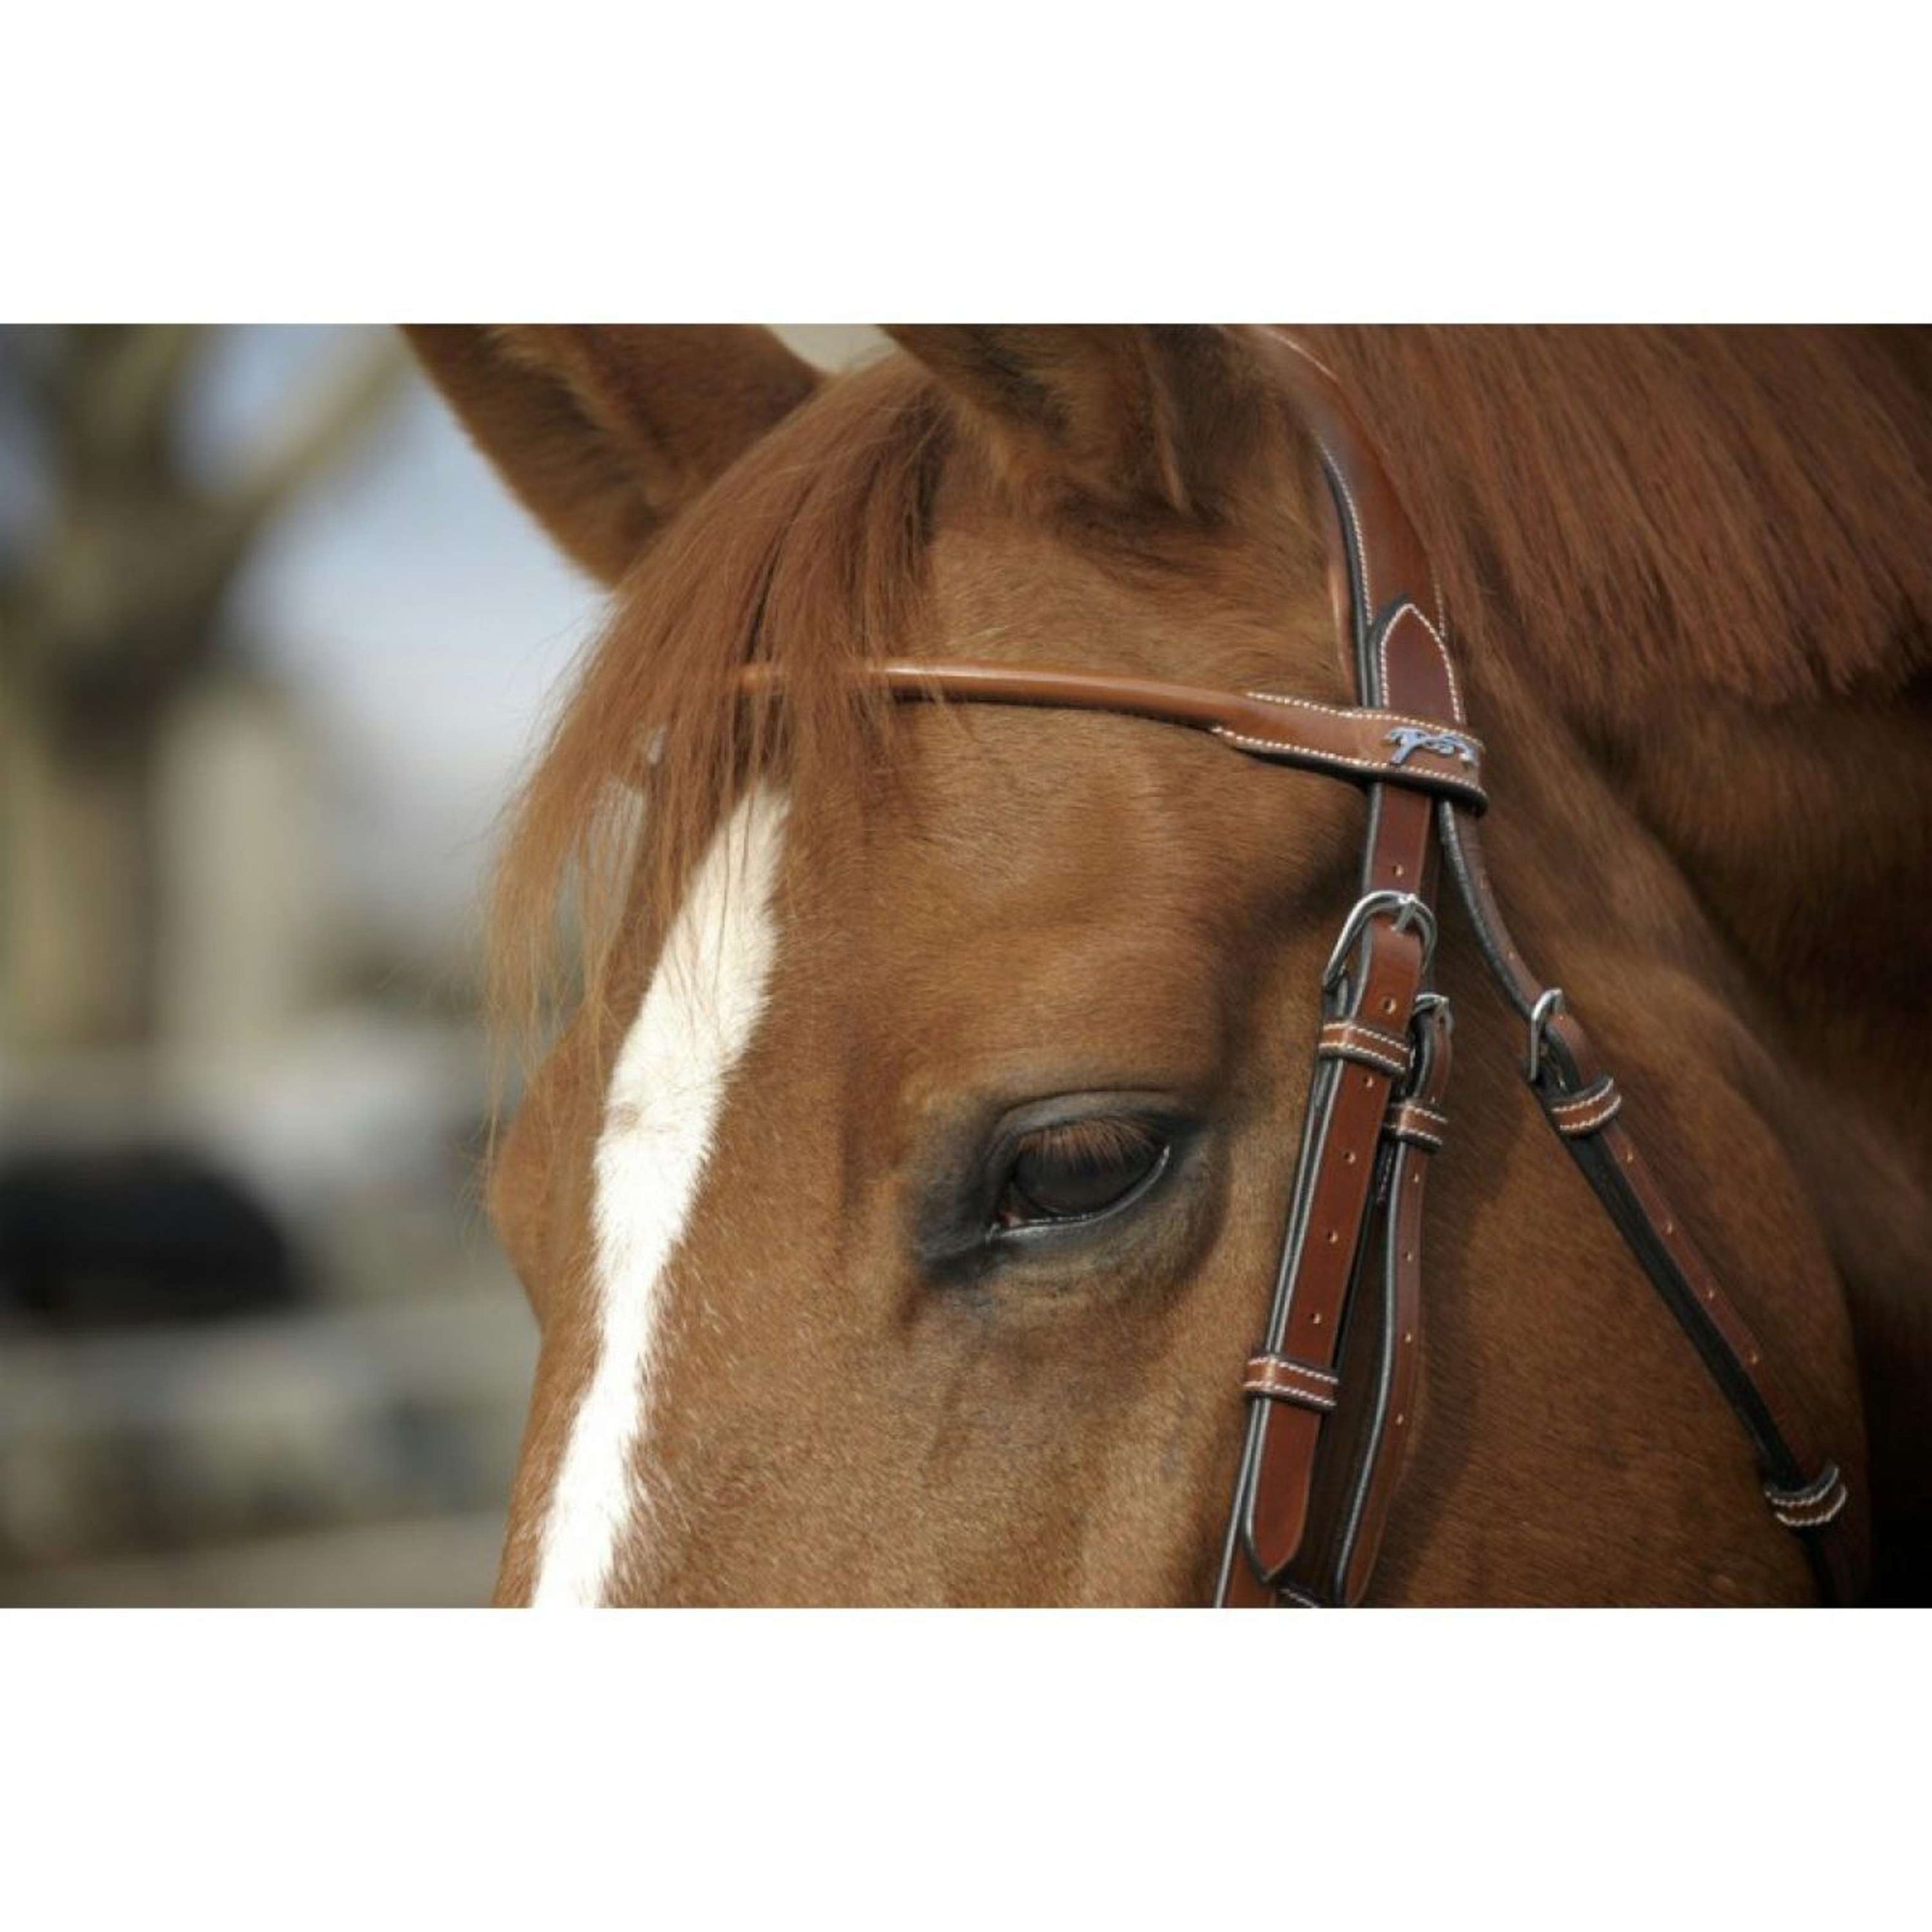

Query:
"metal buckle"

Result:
[[1525, 986, 1566, 1085], [1320, 891, 1438, 994], [1400, 990, 1451, 1100]]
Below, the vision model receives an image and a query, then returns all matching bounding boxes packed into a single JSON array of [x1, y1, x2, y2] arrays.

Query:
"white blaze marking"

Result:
[[531, 786, 788, 1606]]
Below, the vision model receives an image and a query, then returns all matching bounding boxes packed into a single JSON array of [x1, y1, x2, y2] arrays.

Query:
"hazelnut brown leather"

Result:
[[737, 660, 1489, 808], [738, 333, 1856, 1607]]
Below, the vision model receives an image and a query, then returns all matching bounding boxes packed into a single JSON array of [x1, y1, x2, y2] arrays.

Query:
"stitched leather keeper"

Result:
[[1316, 1019, 1411, 1079], [1543, 1078, 1622, 1139], [1764, 1464, 1849, 1530], [1385, 1100, 1448, 1150], [1243, 1353, 1340, 1412]]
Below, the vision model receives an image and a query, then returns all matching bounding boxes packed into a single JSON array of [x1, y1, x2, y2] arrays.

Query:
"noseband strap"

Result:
[[734, 331, 1857, 1606]]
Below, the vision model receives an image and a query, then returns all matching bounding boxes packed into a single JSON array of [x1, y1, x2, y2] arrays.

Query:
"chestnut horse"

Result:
[[408, 325, 1932, 1606]]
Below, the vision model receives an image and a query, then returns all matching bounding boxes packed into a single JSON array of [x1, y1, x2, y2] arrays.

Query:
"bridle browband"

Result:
[[738, 336, 1856, 1606]]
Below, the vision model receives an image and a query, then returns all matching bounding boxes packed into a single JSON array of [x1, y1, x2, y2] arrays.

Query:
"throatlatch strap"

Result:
[[1438, 804, 1855, 1603]]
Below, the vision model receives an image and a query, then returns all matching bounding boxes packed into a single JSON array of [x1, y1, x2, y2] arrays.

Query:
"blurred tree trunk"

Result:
[[0, 326, 409, 1051]]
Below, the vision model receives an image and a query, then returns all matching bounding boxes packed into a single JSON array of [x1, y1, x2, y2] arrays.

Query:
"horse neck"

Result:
[[1382, 657, 1868, 1601], [1590, 672, 1932, 1163], [1554, 661, 1932, 1592]]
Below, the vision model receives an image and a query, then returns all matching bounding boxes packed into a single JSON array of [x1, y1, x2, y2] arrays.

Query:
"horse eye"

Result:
[[995, 1119, 1169, 1230]]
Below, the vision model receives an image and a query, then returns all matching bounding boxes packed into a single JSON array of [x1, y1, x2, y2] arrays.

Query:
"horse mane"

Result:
[[487, 326, 1932, 1063], [1300, 326, 1932, 708], [490, 353, 952, 1061]]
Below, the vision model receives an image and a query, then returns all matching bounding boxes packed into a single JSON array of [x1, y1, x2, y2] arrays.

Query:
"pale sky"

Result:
[[202, 326, 880, 965]]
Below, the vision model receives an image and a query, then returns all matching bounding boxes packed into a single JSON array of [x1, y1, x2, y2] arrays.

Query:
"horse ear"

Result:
[[403, 326, 822, 583], [880, 325, 1271, 518]]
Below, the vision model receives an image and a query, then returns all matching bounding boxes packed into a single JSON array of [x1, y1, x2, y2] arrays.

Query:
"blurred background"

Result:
[[0, 323, 880, 1604]]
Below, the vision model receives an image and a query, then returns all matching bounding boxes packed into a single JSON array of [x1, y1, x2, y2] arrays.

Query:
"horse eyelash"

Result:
[[1013, 1116, 1164, 1174]]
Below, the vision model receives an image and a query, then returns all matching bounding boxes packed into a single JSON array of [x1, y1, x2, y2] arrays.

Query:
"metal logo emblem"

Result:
[[1385, 724, 1478, 769]]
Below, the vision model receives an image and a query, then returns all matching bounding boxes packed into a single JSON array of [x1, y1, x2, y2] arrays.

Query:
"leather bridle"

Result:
[[741, 337, 1856, 1606]]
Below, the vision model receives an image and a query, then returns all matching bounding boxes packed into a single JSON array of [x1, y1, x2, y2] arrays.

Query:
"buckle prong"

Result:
[[1321, 891, 1438, 994], [1525, 986, 1566, 1085]]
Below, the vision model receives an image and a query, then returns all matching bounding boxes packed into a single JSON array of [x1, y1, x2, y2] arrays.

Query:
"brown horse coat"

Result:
[[408, 324, 1932, 1605]]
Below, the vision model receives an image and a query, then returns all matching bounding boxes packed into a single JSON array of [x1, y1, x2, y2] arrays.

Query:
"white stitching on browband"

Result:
[[1212, 727, 1483, 791], [1239, 688, 1485, 752]]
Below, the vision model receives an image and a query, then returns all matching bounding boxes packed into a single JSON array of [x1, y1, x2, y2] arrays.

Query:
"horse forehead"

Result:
[[925, 501, 1326, 667], [529, 785, 790, 1607], [726, 717, 1351, 1156]]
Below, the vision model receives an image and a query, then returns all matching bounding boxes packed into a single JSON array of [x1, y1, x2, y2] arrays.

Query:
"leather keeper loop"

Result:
[[1543, 1078, 1622, 1139], [1243, 1353, 1341, 1413], [1385, 1099, 1448, 1150], [1764, 1464, 1849, 1530], [1316, 1019, 1411, 1079]]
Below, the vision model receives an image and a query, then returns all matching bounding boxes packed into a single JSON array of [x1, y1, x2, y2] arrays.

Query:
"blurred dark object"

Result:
[[0, 1146, 302, 1329]]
